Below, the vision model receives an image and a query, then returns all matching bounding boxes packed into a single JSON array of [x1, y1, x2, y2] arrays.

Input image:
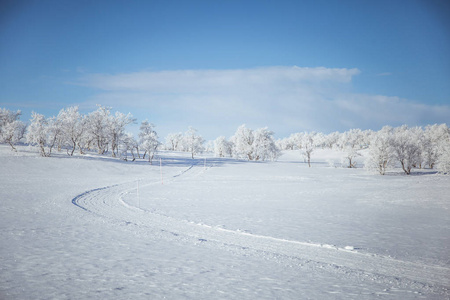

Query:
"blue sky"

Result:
[[1, 0, 449, 139]]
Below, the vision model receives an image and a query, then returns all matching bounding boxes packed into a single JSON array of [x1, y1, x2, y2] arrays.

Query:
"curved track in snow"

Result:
[[72, 163, 450, 293]]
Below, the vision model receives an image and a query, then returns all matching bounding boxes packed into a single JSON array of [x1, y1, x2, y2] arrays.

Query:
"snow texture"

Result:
[[1, 145, 449, 299]]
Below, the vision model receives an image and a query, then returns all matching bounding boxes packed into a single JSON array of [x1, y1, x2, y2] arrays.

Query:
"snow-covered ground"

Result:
[[1, 145, 449, 299]]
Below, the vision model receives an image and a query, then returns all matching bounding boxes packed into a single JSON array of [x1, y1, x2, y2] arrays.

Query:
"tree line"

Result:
[[276, 125, 450, 175], [0, 106, 205, 163], [1, 106, 449, 174]]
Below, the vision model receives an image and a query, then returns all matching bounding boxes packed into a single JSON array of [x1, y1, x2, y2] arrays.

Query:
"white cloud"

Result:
[[75, 66, 449, 139], [77, 66, 360, 92]]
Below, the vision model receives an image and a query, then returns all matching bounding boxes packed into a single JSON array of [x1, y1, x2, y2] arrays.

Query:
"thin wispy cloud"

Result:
[[75, 66, 449, 139]]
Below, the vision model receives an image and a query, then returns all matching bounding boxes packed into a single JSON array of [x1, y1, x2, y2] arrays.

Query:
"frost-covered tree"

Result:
[[0, 108, 26, 151], [139, 120, 159, 164], [252, 127, 280, 161], [204, 140, 215, 153], [231, 124, 255, 160], [26, 112, 51, 156], [108, 111, 136, 158], [365, 126, 394, 175], [289, 132, 304, 151], [121, 132, 139, 161], [85, 105, 111, 154], [324, 131, 340, 149], [313, 132, 326, 149], [339, 129, 366, 168], [302, 132, 316, 167], [57, 106, 86, 155], [165, 132, 183, 151], [183, 127, 204, 159], [45, 116, 64, 156], [340, 128, 366, 150], [423, 124, 449, 169], [391, 125, 422, 175], [437, 139, 450, 174], [230, 125, 280, 161], [276, 136, 295, 151], [410, 126, 426, 168], [214, 136, 233, 157], [341, 148, 361, 168], [1, 120, 26, 151]]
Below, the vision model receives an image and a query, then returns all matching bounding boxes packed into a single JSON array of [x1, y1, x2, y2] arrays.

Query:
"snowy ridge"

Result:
[[72, 163, 450, 292]]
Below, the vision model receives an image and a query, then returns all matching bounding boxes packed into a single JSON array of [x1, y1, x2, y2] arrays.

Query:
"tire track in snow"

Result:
[[72, 163, 450, 291]]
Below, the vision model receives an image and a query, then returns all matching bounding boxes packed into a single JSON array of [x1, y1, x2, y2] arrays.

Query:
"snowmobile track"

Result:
[[72, 163, 450, 292]]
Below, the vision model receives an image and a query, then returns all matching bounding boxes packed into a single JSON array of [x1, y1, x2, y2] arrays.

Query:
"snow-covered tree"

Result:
[[108, 111, 136, 157], [231, 124, 255, 160], [230, 125, 280, 161], [391, 125, 422, 175], [365, 126, 394, 175], [121, 132, 139, 161], [214, 136, 233, 157], [204, 140, 215, 153], [45, 116, 64, 156], [341, 148, 361, 168], [183, 127, 204, 159], [339, 129, 366, 168], [437, 139, 450, 174], [289, 132, 304, 151], [324, 131, 340, 149], [26, 112, 51, 156], [57, 106, 86, 155], [302, 132, 316, 167], [423, 124, 449, 169], [277, 136, 295, 150], [139, 120, 159, 164], [165, 132, 183, 151], [252, 127, 280, 161], [85, 105, 111, 155], [0, 108, 26, 151]]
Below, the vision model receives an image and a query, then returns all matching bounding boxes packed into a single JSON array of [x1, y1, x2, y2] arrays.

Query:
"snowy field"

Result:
[[1, 145, 449, 299]]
